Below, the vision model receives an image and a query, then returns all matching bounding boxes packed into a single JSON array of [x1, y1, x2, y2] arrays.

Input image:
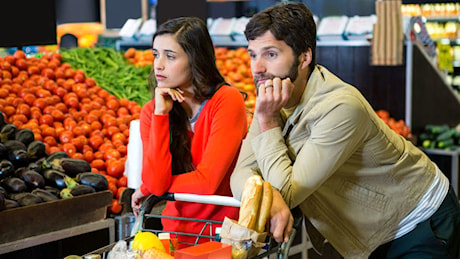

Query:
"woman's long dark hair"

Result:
[[148, 17, 227, 175]]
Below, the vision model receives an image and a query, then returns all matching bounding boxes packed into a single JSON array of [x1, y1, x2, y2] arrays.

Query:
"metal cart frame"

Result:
[[84, 192, 304, 259]]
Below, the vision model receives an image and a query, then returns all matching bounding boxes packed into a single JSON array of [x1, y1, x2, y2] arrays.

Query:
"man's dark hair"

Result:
[[245, 2, 317, 71]]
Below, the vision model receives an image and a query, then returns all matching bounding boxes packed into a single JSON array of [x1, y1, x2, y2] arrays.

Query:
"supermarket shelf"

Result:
[[317, 40, 371, 46], [211, 37, 371, 47], [0, 218, 115, 255], [423, 148, 460, 198], [425, 16, 460, 23]]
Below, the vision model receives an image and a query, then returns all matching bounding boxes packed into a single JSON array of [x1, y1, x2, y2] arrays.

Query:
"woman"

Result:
[[131, 17, 248, 247]]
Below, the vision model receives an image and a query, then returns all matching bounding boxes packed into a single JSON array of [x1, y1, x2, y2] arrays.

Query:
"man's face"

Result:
[[247, 31, 299, 90]]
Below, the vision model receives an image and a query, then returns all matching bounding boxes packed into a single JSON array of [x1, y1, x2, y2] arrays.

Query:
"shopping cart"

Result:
[[84, 192, 304, 259]]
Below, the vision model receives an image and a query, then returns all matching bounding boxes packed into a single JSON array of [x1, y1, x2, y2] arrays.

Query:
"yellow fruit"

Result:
[[142, 247, 174, 259], [131, 231, 165, 253]]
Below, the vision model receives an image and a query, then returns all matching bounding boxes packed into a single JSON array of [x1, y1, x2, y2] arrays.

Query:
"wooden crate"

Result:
[[0, 190, 112, 244]]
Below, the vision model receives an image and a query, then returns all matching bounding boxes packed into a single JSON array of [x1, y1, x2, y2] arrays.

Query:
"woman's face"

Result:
[[152, 34, 192, 89]]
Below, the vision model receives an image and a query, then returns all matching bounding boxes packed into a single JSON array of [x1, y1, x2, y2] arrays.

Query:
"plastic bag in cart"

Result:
[[219, 217, 267, 259], [107, 240, 138, 259]]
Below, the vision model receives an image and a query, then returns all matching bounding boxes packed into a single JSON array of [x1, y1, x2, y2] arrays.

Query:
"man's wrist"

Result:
[[258, 116, 279, 132]]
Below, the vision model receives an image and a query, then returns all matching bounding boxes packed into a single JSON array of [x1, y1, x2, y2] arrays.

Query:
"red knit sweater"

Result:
[[139, 85, 247, 245]]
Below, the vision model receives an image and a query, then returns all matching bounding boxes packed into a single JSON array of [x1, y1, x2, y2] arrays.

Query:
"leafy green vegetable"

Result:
[[61, 47, 152, 106]]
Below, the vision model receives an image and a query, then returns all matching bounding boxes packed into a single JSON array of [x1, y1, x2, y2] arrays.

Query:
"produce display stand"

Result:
[[0, 190, 114, 255], [423, 148, 460, 198], [84, 192, 306, 259]]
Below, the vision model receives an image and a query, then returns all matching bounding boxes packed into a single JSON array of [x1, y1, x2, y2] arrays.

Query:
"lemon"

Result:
[[131, 231, 166, 253]]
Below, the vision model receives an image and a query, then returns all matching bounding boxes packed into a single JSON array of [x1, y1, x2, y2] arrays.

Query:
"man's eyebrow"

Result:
[[248, 46, 279, 53]]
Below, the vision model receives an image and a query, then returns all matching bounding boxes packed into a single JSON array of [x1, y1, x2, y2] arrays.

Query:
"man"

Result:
[[230, 2, 460, 258]]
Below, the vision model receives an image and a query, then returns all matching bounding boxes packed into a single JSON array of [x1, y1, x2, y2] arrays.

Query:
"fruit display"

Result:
[[375, 109, 412, 139], [57, 23, 104, 48], [0, 49, 138, 214], [418, 124, 460, 151]]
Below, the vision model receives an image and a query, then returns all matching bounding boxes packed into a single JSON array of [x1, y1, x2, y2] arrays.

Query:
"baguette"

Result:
[[238, 175, 263, 230], [255, 181, 273, 233]]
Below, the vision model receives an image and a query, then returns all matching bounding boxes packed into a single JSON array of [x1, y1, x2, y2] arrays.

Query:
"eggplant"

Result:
[[46, 151, 69, 163], [16, 192, 43, 206], [51, 158, 91, 178], [8, 192, 28, 201], [1, 177, 27, 193], [43, 169, 68, 189], [61, 184, 96, 199], [16, 169, 45, 190], [0, 143, 7, 159], [0, 112, 6, 130], [0, 159, 15, 181], [0, 186, 8, 198], [8, 149, 29, 168], [41, 151, 69, 170], [27, 140, 47, 161], [76, 172, 108, 191], [15, 128, 35, 146], [26, 161, 42, 174], [0, 191, 4, 210], [44, 185, 61, 198], [0, 123, 17, 142], [4, 140, 27, 152], [4, 198, 19, 209], [31, 188, 59, 202]]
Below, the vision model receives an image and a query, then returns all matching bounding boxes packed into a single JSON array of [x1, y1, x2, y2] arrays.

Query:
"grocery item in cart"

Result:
[[220, 175, 273, 258]]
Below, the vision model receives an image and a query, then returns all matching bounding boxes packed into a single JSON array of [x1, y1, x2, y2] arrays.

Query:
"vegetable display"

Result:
[[419, 124, 460, 150], [0, 117, 106, 211], [0, 49, 138, 213]]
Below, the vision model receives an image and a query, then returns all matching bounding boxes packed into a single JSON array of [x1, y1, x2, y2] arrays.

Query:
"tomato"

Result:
[[90, 160, 105, 172], [33, 98, 48, 110], [116, 145, 127, 157], [70, 152, 84, 160], [43, 136, 58, 147], [83, 150, 94, 162], [116, 175, 128, 188], [15, 103, 31, 117], [116, 186, 127, 199], [104, 148, 121, 161], [62, 143, 77, 157], [13, 50, 26, 60], [89, 135, 104, 150], [106, 126, 120, 138], [27, 66, 40, 75], [41, 127, 57, 138], [112, 132, 127, 145], [50, 109, 65, 122], [108, 198, 122, 214], [41, 68, 55, 79], [106, 99, 119, 110], [84, 77, 96, 88], [108, 182, 118, 198], [71, 137, 84, 151], [39, 114, 54, 126], [106, 160, 124, 178], [79, 122, 93, 136], [64, 96, 80, 109], [64, 68, 75, 78]]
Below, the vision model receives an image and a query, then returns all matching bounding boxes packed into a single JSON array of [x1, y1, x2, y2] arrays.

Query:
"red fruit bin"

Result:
[[174, 241, 232, 259]]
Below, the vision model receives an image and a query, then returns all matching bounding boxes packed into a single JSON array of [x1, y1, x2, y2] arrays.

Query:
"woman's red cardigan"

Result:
[[139, 85, 248, 245]]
